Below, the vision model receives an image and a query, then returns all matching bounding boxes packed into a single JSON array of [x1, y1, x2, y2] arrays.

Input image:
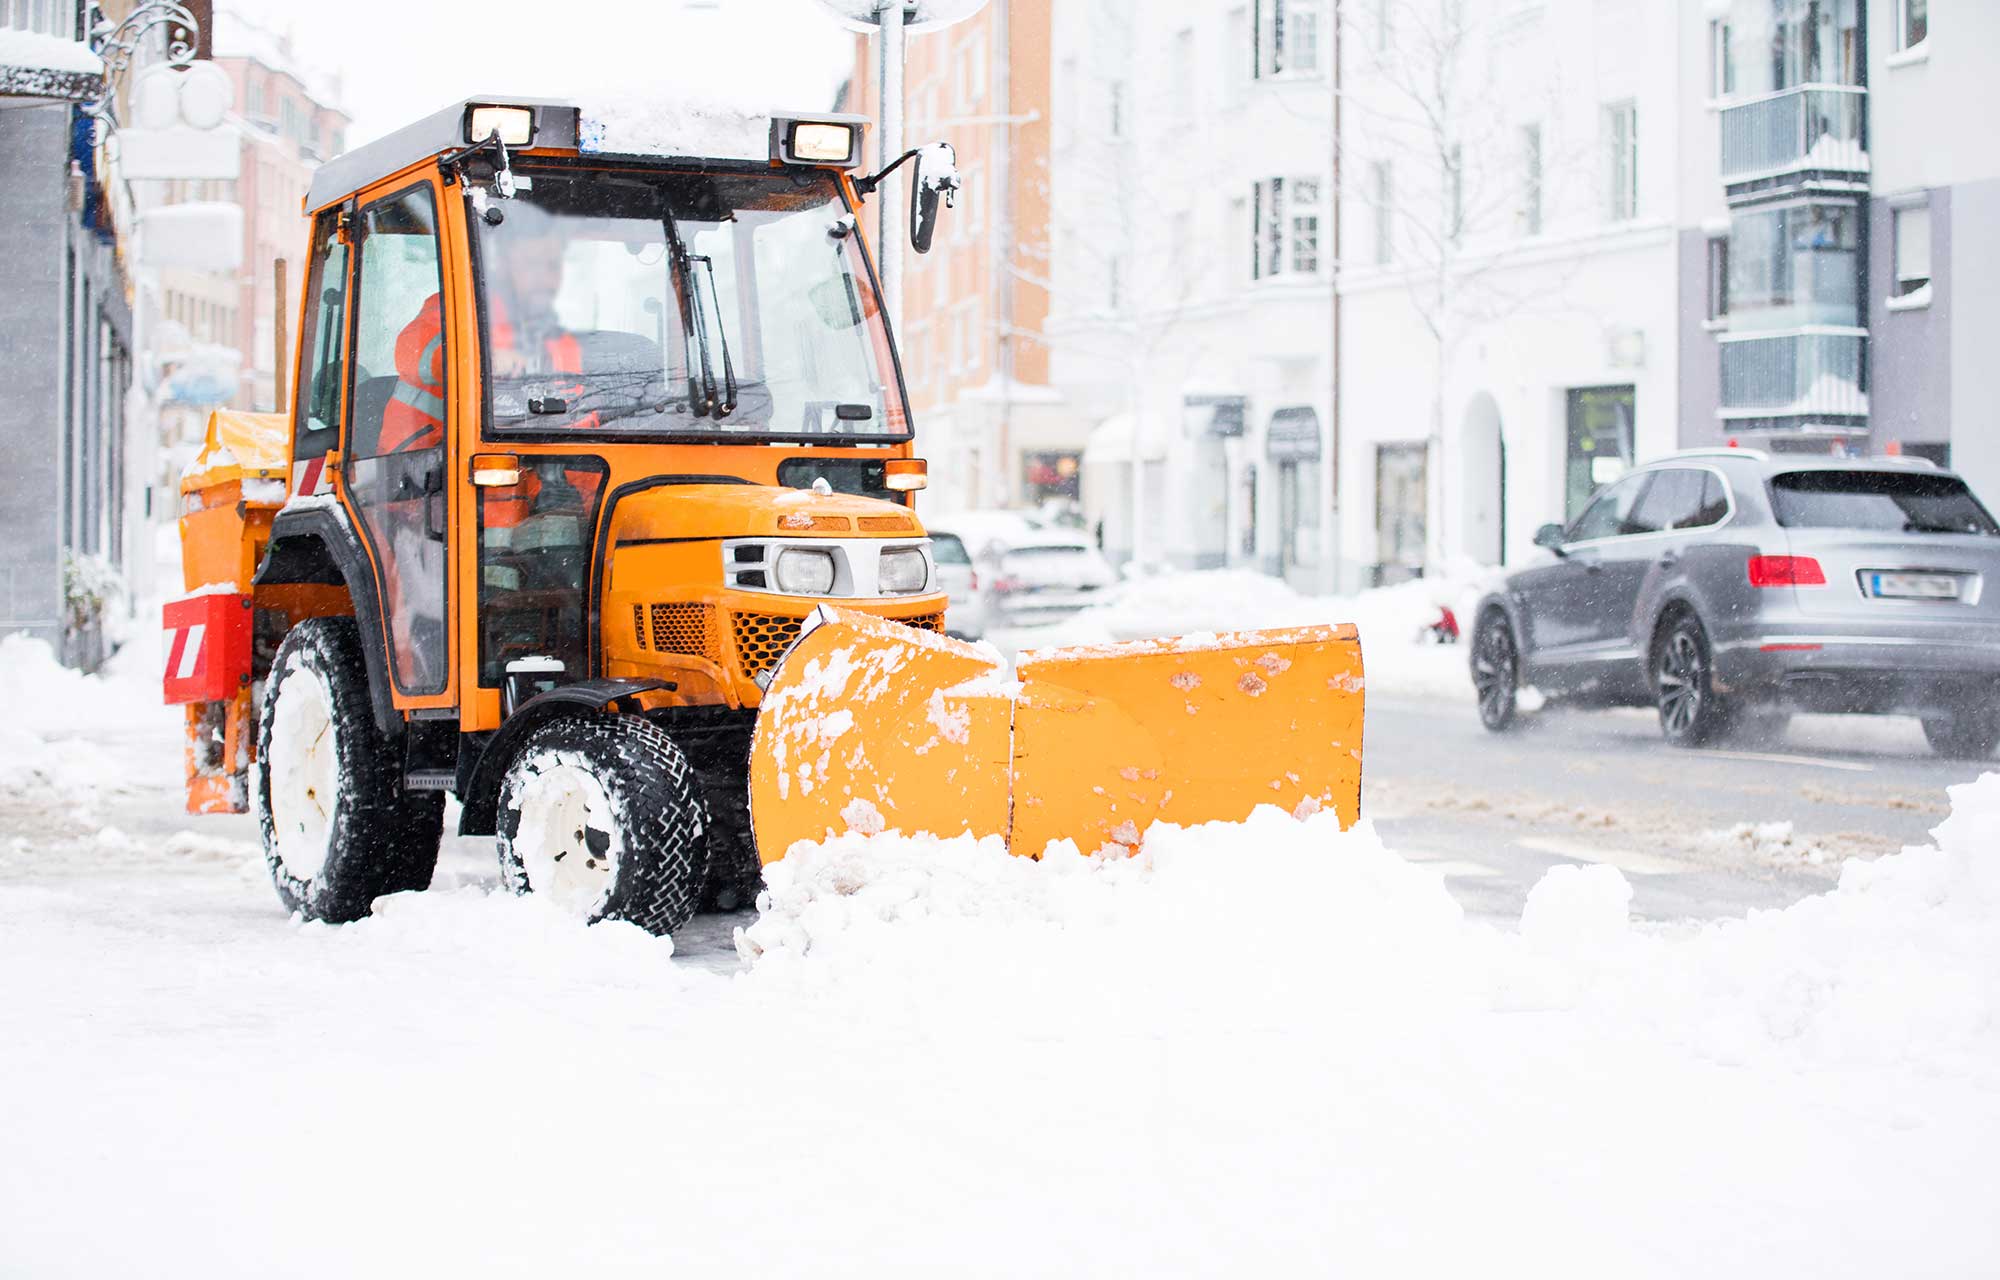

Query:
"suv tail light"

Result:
[[1747, 555, 1826, 587]]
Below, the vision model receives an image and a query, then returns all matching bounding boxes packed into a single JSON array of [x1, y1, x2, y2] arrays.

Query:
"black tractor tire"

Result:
[[695, 767, 761, 912], [255, 617, 444, 923], [1471, 610, 1521, 732], [1653, 613, 1734, 748], [1921, 712, 2000, 760], [495, 715, 710, 936]]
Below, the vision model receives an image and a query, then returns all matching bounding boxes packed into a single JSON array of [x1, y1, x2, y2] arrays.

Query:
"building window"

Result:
[[1706, 235, 1729, 320], [1251, 177, 1323, 279], [1172, 28, 1196, 122], [1708, 19, 1735, 97], [1727, 202, 1861, 327], [1225, 7, 1249, 106], [1057, 56, 1079, 147], [1254, 0, 1321, 78], [1231, 195, 1250, 282], [1371, 160, 1393, 265], [963, 31, 987, 107], [1376, 0, 1392, 51], [1521, 123, 1543, 236], [1894, 202, 1931, 297], [1898, 0, 1928, 50], [1603, 100, 1638, 222], [1108, 80, 1125, 139]]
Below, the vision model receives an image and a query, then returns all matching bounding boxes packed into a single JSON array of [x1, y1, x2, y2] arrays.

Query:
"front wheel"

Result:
[[1922, 712, 2000, 760], [1654, 615, 1733, 747], [1471, 611, 1520, 732], [496, 716, 711, 936], [255, 617, 444, 923]]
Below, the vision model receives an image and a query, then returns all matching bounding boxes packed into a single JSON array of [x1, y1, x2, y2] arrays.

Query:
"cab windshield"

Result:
[[473, 167, 904, 441]]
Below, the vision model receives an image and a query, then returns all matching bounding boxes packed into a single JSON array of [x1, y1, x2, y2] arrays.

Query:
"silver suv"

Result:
[[1470, 449, 2000, 758]]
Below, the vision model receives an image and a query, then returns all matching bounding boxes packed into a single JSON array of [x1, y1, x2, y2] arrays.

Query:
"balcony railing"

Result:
[[1718, 328, 1868, 427], [1719, 84, 1868, 189]]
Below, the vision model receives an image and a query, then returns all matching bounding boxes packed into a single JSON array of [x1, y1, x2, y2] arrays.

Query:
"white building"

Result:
[[1048, 0, 1339, 592], [1335, 0, 1688, 585]]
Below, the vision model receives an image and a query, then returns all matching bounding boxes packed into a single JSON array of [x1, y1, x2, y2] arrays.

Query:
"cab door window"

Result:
[[291, 210, 348, 474], [345, 184, 451, 697]]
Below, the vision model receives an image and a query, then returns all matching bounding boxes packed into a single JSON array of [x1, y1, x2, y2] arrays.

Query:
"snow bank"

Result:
[[1008, 565, 1500, 699], [743, 780, 2000, 1080], [0, 631, 176, 796]]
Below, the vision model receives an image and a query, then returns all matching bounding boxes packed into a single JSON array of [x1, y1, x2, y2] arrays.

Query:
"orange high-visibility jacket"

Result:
[[380, 294, 585, 455]]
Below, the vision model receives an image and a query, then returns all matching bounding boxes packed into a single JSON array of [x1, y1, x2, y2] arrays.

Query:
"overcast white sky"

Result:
[[219, 0, 863, 147]]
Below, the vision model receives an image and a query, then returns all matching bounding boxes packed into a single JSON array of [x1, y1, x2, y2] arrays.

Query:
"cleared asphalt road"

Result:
[[1363, 691, 1985, 925]]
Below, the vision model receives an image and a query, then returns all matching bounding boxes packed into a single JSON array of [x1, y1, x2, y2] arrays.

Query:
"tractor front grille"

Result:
[[644, 603, 719, 662], [730, 611, 804, 678], [904, 611, 946, 634]]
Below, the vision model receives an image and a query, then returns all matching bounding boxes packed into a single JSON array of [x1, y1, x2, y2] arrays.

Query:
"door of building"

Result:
[[1565, 385, 1636, 521], [1374, 443, 1427, 584]]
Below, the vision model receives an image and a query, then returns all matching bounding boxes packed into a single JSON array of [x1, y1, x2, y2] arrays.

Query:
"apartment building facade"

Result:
[[847, 0, 1068, 518], [1677, 0, 2000, 500], [1047, 0, 1339, 589], [0, 2, 137, 666]]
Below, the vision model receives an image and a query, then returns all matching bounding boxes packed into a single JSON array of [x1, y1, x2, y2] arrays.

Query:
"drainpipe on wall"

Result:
[[994, 0, 1013, 508], [1326, 0, 1343, 594]]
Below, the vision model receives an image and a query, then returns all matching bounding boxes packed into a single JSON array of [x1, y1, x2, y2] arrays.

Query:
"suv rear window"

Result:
[[1769, 471, 1999, 536], [930, 533, 970, 565]]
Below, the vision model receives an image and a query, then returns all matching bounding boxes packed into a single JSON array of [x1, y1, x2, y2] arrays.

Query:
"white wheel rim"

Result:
[[267, 667, 339, 882], [511, 760, 621, 918]]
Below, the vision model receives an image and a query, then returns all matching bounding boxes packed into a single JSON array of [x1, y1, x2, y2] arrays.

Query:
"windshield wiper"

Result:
[[688, 254, 738, 418], [660, 212, 719, 418]]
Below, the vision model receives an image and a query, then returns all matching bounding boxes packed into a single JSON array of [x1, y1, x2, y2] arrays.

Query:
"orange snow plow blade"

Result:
[[747, 608, 1364, 863]]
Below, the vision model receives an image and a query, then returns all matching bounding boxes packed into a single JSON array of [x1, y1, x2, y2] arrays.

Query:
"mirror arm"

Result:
[[854, 147, 925, 199]]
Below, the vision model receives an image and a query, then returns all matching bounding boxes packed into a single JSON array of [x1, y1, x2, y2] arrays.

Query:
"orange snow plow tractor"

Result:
[[161, 96, 1366, 937]]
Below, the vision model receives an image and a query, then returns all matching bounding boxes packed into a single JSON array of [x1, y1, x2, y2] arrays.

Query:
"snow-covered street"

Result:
[[5, 610, 2000, 1276]]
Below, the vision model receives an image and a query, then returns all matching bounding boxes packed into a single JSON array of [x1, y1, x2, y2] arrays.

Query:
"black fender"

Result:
[[257, 506, 400, 737], [455, 679, 675, 836]]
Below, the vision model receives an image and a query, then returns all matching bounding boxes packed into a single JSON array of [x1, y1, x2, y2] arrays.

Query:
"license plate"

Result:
[[1865, 571, 1964, 600]]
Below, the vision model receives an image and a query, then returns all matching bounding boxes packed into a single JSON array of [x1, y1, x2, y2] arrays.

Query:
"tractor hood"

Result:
[[607, 484, 924, 543]]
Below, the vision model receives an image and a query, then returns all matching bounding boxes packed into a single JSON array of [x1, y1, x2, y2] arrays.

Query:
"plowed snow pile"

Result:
[[6, 777, 1999, 1275]]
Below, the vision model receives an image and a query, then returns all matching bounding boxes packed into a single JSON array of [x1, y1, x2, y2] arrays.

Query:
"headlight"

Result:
[[775, 548, 837, 595], [879, 547, 928, 594]]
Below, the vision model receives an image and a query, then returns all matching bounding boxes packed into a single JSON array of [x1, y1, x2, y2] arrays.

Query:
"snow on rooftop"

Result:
[[213, 7, 345, 114], [576, 95, 772, 161], [0, 27, 103, 77]]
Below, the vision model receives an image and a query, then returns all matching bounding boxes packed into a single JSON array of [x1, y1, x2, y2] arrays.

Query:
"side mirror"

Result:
[[910, 143, 958, 255], [1533, 522, 1568, 553]]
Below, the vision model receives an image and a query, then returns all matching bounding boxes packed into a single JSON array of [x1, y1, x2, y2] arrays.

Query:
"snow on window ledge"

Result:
[[1885, 282, 1933, 312], [1885, 42, 1930, 69]]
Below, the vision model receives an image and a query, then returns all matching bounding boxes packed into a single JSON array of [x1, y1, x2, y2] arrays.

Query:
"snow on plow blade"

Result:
[[748, 608, 1364, 863]]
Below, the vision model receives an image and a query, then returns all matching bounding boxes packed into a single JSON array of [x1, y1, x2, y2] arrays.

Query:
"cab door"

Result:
[[341, 181, 454, 701]]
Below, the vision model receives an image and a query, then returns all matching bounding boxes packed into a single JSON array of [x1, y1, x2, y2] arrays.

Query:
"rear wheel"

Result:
[[1654, 614, 1733, 747], [1921, 712, 2000, 760], [255, 617, 444, 923], [496, 716, 710, 936], [1471, 611, 1520, 732]]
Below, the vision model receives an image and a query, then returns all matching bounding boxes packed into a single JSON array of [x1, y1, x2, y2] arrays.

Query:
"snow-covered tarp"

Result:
[[0, 28, 103, 76]]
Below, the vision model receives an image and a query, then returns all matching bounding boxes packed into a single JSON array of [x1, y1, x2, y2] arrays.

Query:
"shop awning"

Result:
[[1266, 406, 1322, 460]]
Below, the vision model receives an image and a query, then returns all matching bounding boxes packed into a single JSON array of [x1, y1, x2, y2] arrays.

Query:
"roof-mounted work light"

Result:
[[465, 104, 536, 147], [772, 116, 865, 168]]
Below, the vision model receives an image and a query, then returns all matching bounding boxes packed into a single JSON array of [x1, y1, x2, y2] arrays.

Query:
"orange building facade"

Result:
[[848, 0, 1081, 518]]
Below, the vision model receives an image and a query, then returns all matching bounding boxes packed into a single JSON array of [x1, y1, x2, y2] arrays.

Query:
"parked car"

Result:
[[1469, 449, 2000, 758], [928, 530, 983, 638], [927, 511, 1117, 633]]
